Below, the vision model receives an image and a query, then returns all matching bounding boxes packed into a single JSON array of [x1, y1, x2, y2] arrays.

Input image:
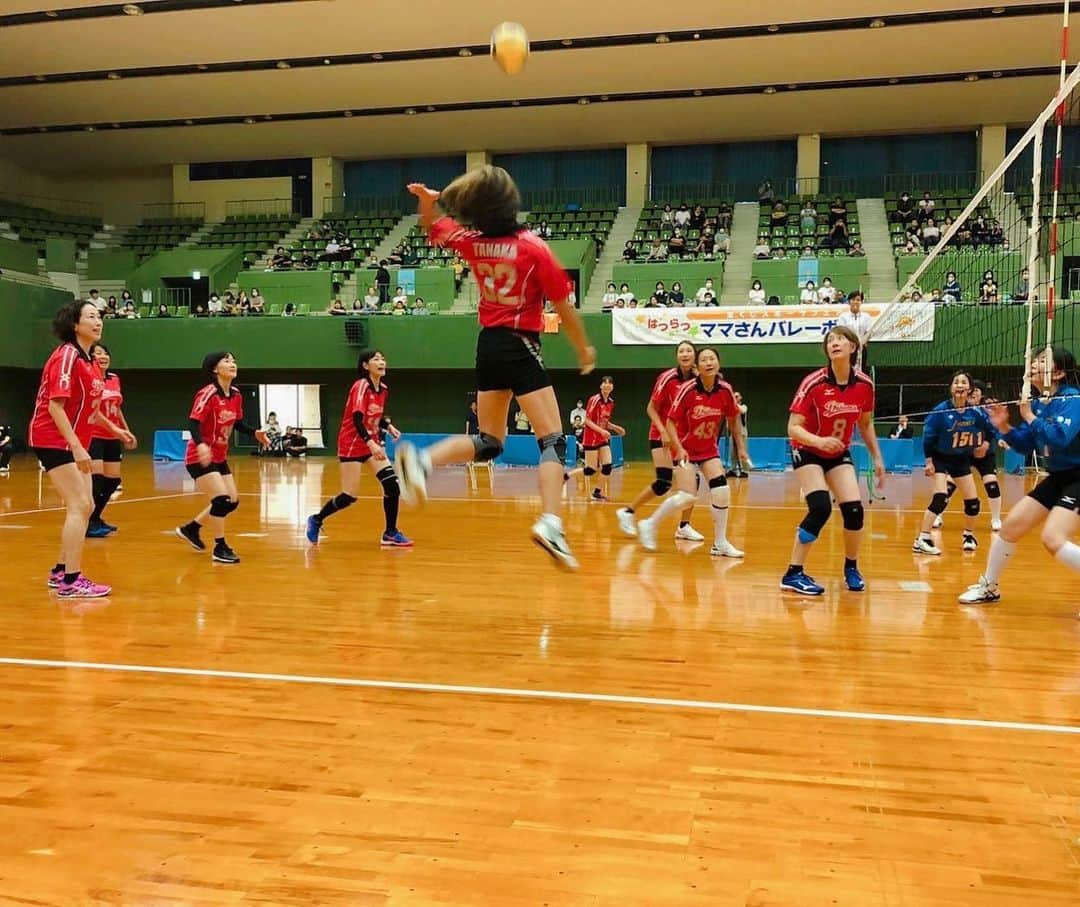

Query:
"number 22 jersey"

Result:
[[789, 367, 875, 455]]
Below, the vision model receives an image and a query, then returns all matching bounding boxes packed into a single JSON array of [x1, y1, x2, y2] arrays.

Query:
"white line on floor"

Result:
[[0, 657, 1075, 736], [0, 493, 197, 519]]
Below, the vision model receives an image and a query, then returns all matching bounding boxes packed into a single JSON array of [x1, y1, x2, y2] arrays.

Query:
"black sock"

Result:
[[625, 507, 634, 514], [679, 520, 689, 528], [785, 564, 803, 577], [63, 572, 80, 584], [90, 474, 106, 522], [214, 537, 226, 548], [844, 558, 857, 571], [316, 492, 356, 522], [383, 490, 399, 534], [184, 520, 201, 534], [95, 476, 121, 522], [54, 562, 65, 574]]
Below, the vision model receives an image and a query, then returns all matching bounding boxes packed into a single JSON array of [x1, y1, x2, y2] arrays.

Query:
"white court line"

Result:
[[0, 657, 1076, 736], [0, 493, 197, 519]]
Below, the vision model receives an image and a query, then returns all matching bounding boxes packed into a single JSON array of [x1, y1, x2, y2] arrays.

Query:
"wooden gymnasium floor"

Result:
[[0, 454, 1078, 906]]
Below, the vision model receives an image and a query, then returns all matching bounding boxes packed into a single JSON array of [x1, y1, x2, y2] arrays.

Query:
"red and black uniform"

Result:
[[184, 383, 254, 479], [28, 342, 104, 471], [669, 377, 740, 464], [582, 393, 616, 450], [648, 367, 695, 450], [428, 216, 572, 397], [789, 366, 875, 472], [89, 372, 125, 463], [338, 378, 390, 462]]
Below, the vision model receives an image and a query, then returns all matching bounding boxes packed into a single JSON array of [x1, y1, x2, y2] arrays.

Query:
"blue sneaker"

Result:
[[844, 564, 866, 592], [100, 521, 118, 534], [85, 522, 111, 539], [780, 570, 825, 596], [381, 529, 414, 548], [305, 515, 322, 545]]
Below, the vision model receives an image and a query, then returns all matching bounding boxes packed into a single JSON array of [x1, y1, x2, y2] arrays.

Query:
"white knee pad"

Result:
[[669, 490, 696, 510], [710, 485, 730, 508]]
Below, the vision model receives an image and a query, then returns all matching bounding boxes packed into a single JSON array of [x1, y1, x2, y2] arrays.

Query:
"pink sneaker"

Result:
[[47, 568, 63, 589], [56, 576, 112, 598]]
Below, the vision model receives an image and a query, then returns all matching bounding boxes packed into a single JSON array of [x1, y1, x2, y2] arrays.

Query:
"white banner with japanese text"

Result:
[[611, 304, 935, 345]]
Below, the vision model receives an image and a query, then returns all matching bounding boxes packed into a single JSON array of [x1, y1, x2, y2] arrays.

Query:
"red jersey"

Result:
[[789, 367, 875, 454], [184, 383, 244, 465], [337, 378, 389, 458], [582, 393, 616, 448], [648, 367, 695, 442], [91, 372, 123, 441], [669, 378, 740, 462], [429, 216, 572, 334], [28, 343, 104, 450]]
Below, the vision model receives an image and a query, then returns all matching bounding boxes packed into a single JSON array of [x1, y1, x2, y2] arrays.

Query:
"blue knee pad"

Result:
[[798, 490, 832, 543]]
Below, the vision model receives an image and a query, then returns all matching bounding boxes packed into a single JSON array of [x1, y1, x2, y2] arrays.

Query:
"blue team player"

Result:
[[913, 371, 996, 555], [960, 347, 1080, 605]]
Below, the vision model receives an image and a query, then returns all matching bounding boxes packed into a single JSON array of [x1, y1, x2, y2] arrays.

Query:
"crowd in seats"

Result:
[[199, 213, 301, 268], [754, 192, 864, 259], [889, 190, 1005, 255], [523, 204, 616, 260], [0, 198, 101, 252], [119, 216, 203, 259], [272, 214, 397, 272], [601, 276, 722, 311], [327, 291, 434, 316], [898, 266, 1029, 305], [745, 276, 856, 307], [624, 201, 732, 263]]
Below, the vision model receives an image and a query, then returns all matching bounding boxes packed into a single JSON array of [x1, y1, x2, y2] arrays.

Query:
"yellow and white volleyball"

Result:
[[491, 21, 529, 75]]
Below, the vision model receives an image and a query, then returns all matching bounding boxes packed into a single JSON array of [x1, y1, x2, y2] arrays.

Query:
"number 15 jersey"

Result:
[[789, 367, 875, 454], [429, 216, 573, 334]]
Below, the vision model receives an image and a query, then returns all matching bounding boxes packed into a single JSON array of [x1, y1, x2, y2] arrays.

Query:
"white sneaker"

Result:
[[675, 523, 705, 542], [530, 516, 579, 571], [990, 519, 1002, 532], [0, 467, 9, 475], [912, 536, 942, 556], [637, 518, 658, 552], [958, 576, 1001, 605], [615, 507, 638, 537], [962, 533, 978, 552], [710, 540, 745, 558], [394, 441, 428, 506], [932, 515, 944, 530]]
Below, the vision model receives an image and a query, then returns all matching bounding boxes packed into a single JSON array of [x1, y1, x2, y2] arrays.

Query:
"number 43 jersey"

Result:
[[789, 366, 876, 455], [429, 216, 573, 333], [922, 401, 995, 458]]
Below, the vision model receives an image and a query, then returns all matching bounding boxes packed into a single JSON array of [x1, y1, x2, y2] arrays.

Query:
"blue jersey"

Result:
[[1001, 385, 1080, 473], [922, 401, 994, 458]]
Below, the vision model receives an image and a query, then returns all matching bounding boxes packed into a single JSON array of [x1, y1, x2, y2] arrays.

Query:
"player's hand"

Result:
[[72, 443, 91, 473], [672, 445, 689, 466], [407, 183, 440, 204], [578, 345, 597, 376], [611, 425, 626, 437], [254, 430, 269, 449], [1018, 399, 1035, 423], [974, 441, 989, 458], [197, 442, 212, 468], [388, 424, 401, 441], [873, 458, 886, 490], [987, 401, 1010, 431], [123, 433, 138, 451], [924, 458, 935, 477], [818, 436, 845, 455], [367, 440, 385, 460], [600, 429, 611, 442]]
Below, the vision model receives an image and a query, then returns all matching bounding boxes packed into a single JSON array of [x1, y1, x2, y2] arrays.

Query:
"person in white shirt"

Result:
[[753, 236, 771, 259], [835, 291, 872, 367], [392, 286, 409, 307], [800, 280, 820, 304], [601, 282, 618, 311], [674, 204, 691, 228], [818, 277, 837, 303], [207, 294, 223, 315], [87, 289, 106, 312], [616, 283, 634, 304], [748, 280, 766, 305], [321, 239, 341, 261], [363, 286, 380, 309], [695, 278, 718, 303]]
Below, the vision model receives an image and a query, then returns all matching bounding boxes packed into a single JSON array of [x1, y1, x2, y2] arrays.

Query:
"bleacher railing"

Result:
[[647, 182, 736, 204], [141, 201, 205, 222], [0, 192, 99, 220], [882, 170, 980, 196], [225, 197, 298, 218], [516, 185, 625, 210]]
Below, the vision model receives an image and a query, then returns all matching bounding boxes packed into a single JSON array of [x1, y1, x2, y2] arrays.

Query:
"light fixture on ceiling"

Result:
[[763, 86, 777, 94], [992, 70, 1003, 78], [868, 18, 886, 28], [85, 125, 96, 132], [693, 89, 702, 96], [44, 10, 59, 17], [276, 61, 290, 70], [106, 72, 121, 80], [323, 58, 331, 65], [405, 107, 417, 115], [511, 100, 520, 106], [991, 6, 1005, 13], [196, 64, 209, 71], [243, 117, 256, 124], [888, 77, 900, 84], [787, 83, 798, 90], [184, 119, 194, 125], [561, 39, 573, 46], [766, 24, 780, 33], [343, 110, 354, 117], [121, 3, 143, 15], [38, 126, 48, 133], [426, 105, 436, 112], [262, 114, 272, 120], [655, 34, 670, 43], [599, 94, 610, 101], [577, 97, 590, 105], [34, 75, 47, 82], [458, 48, 473, 57], [693, 33, 700, 39], [964, 73, 979, 82], [371, 53, 383, 60]]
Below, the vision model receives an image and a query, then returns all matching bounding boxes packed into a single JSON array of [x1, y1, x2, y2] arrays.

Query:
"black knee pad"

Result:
[[537, 432, 566, 465], [964, 497, 981, 517], [797, 489, 832, 543], [984, 480, 1001, 499], [583, 466, 597, 477], [333, 492, 357, 510], [224, 499, 240, 515], [928, 492, 949, 515], [651, 466, 673, 496], [376, 465, 399, 498], [600, 463, 613, 476], [708, 475, 727, 489], [839, 500, 864, 531], [945, 480, 958, 499], [209, 495, 231, 517], [472, 432, 503, 462]]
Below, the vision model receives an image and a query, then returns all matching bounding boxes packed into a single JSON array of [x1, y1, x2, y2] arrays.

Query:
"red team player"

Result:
[[782, 326, 884, 596], [29, 301, 132, 598], [86, 342, 137, 538], [306, 349, 412, 548], [635, 347, 746, 558], [617, 340, 702, 541], [570, 376, 625, 502], [175, 351, 267, 565], [395, 166, 595, 569]]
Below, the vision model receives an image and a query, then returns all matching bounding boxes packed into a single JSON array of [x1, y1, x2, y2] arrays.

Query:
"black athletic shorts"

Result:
[[340, 454, 373, 464], [475, 327, 551, 397], [931, 453, 972, 479], [34, 447, 75, 472], [792, 447, 854, 473], [649, 438, 665, 451], [1028, 466, 1080, 512], [972, 449, 997, 477], [89, 438, 123, 463], [186, 460, 232, 480], [583, 443, 610, 453]]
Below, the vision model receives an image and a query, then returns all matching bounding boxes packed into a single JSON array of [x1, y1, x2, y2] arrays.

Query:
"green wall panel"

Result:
[[612, 262, 725, 303], [237, 270, 333, 310], [45, 237, 77, 272], [0, 238, 40, 273], [87, 249, 137, 282], [896, 250, 1025, 298], [129, 247, 244, 297], [751, 258, 869, 298]]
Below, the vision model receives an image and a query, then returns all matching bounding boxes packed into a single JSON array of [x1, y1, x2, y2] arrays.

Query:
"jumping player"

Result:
[[635, 347, 745, 558], [782, 326, 884, 595], [394, 167, 596, 570], [568, 376, 625, 502], [306, 349, 412, 548], [616, 340, 702, 541], [960, 346, 1080, 605], [29, 301, 132, 598], [175, 352, 267, 564], [912, 371, 995, 556], [86, 342, 136, 538]]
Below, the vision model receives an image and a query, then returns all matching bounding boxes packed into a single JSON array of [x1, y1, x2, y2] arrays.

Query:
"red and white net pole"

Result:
[[1044, 0, 1071, 387]]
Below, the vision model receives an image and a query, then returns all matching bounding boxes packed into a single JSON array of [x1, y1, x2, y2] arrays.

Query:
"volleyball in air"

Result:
[[491, 21, 529, 75]]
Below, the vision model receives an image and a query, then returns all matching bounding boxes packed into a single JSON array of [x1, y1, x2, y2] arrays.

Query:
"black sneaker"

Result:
[[212, 543, 240, 565], [175, 523, 206, 552]]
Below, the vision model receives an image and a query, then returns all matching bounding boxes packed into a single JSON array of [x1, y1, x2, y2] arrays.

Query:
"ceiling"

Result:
[[0, 0, 1074, 171]]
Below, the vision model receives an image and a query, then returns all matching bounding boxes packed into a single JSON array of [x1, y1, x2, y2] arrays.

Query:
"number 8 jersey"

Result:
[[429, 216, 573, 334], [789, 366, 875, 454]]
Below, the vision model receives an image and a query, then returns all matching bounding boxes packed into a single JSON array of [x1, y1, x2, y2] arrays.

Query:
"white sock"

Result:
[[650, 491, 695, 527], [711, 485, 731, 544], [989, 496, 1002, 523], [1055, 541, 1080, 573], [984, 537, 1016, 585], [419, 449, 433, 474]]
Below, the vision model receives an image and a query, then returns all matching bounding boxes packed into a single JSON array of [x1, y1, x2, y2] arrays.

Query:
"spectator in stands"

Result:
[[669, 282, 685, 307], [894, 192, 915, 224], [905, 218, 922, 246], [674, 204, 691, 229], [284, 427, 308, 457], [208, 293, 222, 316], [328, 299, 348, 316], [88, 289, 105, 312], [716, 201, 733, 231], [271, 246, 292, 269], [769, 202, 788, 232], [627, 298, 639, 308], [849, 240, 865, 257], [754, 235, 771, 259], [694, 228, 716, 257], [696, 278, 718, 303], [819, 277, 837, 303], [902, 238, 918, 254], [644, 294, 662, 309], [534, 220, 552, 239], [250, 294, 264, 316], [1013, 267, 1030, 302], [602, 282, 618, 312], [749, 280, 766, 305], [362, 285, 380, 310], [917, 191, 936, 222], [800, 280, 820, 304], [283, 303, 297, 316], [757, 179, 774, 206], [667, 227, 687, 257], [943, 271, 962, 303], [617, 283, 634, 305], [120, 289, 134, 307], [411, 297, 430, 316], [391, 286, 408, 307], [592, 231, 605, 260], [800, 202, 817, 232], [238, 294, 252, 316], [921, 218, 941, 250], [825, 219, 850, 251], [910, 290, 924, 302], [387, 244, 404, 266], [714, 224, 731, 255], [890, 415, 913, 439], [653, 281, 668, 306], [660, 204, 675, 226], [979, 270, 999, 304], [193, 303, 208, 318], [699, 292, 718, 307], [771, 245, 786, 260], [988, 218, 1004, 245], [122, 300, 139, 319], [828, 197, 848, 226], [391, 298, 408, 316], [104, 296, 119, 319], [800, 245, 815, 259], [452, 254, 468, 290], [837, 291, 872, 365], [467, 400, 480, 435], [644, 238, 664, 261], [622, 240, 639, 262], [929, 288, 943, 303], [689, 205, 706, 230], [156, 303, 171, 318], [376, 260, 391, 304]]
